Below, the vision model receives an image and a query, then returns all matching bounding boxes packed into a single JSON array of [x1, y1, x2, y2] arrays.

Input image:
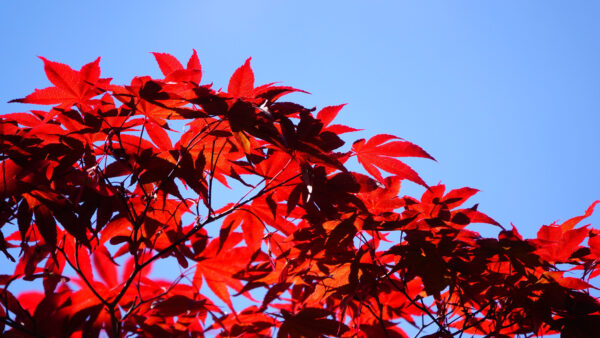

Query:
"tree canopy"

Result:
[[1, 51, 599, 337]]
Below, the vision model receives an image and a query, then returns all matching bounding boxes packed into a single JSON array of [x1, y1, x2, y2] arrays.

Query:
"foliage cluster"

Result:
[[1, 51, 599, 337]]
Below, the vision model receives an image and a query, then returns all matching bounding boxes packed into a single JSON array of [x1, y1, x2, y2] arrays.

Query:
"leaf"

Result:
[[155, 295, 206, 316], [374, 156, 428, 187], [358, 323, 409, 338], [352, 134, 433, 187], [228, 57, 254, 97], [557, 276, 596, 290], [187, 49, 201, 71], [260, 282, 291, 310], [316, 104, 346, 127], [0, 232, 14, 262], [0, 159, 25, 198], [152, 52, 184, 77], [589, 235, 600, 257], [443, 187, 479, 209], [460, 209, 500, 226], [561, 200, 599, 231], [33, 205, 57, 249], [11, 57, 103, 106], [240, 212, 265, 253], [2, 113, 43, 127], [563, 227, 589, 251], [145, 121, 173, 151], [325, 124, 362, 134], [93, 245, 118, 287], [376, 140, 435, 159], [64, 288, 103, 318], [278, 308, 349, 338], [17, 291, 44, 312], [536, 224, 589, 262], [40, 56, 82, 97], [193, 235, 251, 310], [113, 134, 157, 154], [9, 87, 72, 105], [185, 49, 203, 84], [62, 236, 95, 286], [253, 84, 308, 102], [79, 57, 101, 85], [233, 131, 252, 154]]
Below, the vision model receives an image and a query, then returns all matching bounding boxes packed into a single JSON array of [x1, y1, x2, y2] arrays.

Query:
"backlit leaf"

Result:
[[228, 57, 254, 97]]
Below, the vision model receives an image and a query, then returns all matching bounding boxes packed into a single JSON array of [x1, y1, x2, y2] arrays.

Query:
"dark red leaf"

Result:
[[155, 295, 206, 316]]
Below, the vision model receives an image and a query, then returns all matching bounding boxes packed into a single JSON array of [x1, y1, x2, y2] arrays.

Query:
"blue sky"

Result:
[[1, 1, 599, 329]]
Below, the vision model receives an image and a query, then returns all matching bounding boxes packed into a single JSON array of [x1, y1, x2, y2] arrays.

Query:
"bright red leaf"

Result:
[[228, 57, 254, 97], [352, 134, 434, 186]]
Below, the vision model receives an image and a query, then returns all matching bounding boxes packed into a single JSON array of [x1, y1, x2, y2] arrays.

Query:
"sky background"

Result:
[[1, 0, 599, 333]]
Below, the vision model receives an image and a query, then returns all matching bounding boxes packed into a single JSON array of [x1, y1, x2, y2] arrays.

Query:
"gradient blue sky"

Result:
[[2, 0, 599, 288]]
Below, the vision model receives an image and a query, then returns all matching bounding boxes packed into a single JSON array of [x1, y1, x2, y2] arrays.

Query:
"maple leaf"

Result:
[[152, 49, 202, 84], [278, 308, 349, 338], [316, 104, 361, 134], [228, 57, 254, 97], [152, 52, 185, 77], [10, 57, 108, 106], [352, 134, 434, 187], [193, 233, 252, 310]]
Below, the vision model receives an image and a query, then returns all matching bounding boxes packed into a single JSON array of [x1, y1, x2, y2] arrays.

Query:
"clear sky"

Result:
[[1, 0, 599, 328]]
